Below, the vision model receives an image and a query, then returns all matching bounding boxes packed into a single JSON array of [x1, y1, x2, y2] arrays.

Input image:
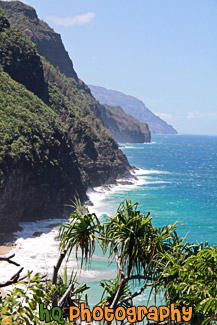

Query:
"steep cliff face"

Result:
[[89, 85, 178, 135], [101, 105, 151, 143], [42, 60, 131, 188], [0, 11, 47, 101], [0, 0, 152, 144], [0, 69, 86, 232], [0, 9, 131, 232], [0, 0, 78, 81]]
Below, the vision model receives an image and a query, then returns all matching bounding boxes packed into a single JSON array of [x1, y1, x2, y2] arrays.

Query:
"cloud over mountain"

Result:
[[46, 12, 95, 27]]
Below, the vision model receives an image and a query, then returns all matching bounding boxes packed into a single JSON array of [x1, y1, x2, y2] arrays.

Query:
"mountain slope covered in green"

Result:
[[0, 8, 131, 232], [0, 0, 78, 81], [89, 85, 178, 135], [101, 104, 151, 143], [0, 67, 85, 231], [0, 0, 151, 144], [0, 9, 47, 101]]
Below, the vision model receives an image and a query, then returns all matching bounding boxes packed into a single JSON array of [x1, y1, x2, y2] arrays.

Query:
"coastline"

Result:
[[0, 231, 17, 247], [0, 246, 15, 298], [0, 246, 14, 256]]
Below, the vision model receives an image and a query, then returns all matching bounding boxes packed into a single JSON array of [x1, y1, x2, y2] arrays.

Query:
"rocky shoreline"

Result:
[[0, 2, 137, 235], [0, 167, 137, 246]]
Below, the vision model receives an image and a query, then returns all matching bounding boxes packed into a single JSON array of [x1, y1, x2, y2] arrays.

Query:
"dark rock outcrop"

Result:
[[89, 85, 178, 135]]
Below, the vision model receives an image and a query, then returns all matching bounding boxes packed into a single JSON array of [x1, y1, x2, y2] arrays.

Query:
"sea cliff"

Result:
[[89, 85, 177, 135], [0, 7, 131, 232]]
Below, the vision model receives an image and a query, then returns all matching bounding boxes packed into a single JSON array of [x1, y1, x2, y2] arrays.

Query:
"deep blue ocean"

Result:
[[115, 134, 217, 244], [2, 134, 217, 307], [84, 134, 217, 304]]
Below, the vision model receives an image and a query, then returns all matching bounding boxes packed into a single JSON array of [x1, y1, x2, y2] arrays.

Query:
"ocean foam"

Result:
[[132, 168, 170, 175], [87, 167, 170, 216], [0, 219, 66, 285], [0, 166, 170, 301], [121, 146, 144, 149]]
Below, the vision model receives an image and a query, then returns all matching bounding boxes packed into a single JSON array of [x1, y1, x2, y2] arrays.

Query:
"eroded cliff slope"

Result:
[[89, 85, 178, 135], [101, 105, 151, 143], [0, 0, 151, 144], [0, 9, 131, 232]]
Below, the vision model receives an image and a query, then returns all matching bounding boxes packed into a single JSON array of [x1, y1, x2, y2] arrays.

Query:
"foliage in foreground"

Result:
[[1, 199, 217, 324]]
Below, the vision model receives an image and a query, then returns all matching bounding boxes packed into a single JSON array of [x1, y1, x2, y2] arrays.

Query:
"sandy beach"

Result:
[[0, 246, 15, 298], [0, 246, 14, 256]]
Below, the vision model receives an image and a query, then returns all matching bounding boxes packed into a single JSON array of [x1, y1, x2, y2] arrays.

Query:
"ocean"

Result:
[[1, 134, 217, 306]]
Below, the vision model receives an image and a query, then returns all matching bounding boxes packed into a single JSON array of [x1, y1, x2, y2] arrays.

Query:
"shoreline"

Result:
[[0, 168, 142, 252], [0, 246, 15, 298], [0, 231, 17, 247], [0, 168, 136, 244], [0, 245, 15, 257], [0, 165, 167, 305]]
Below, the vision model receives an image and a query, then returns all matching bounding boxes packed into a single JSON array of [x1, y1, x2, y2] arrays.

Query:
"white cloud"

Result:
[[46, 12, 95, 27], [154, 112, 173, 121], [91, 55, 98, 60], [187, 111, 217, 119]]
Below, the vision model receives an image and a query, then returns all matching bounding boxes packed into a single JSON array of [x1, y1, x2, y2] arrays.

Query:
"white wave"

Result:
[[87, 168, 170, 217], [0, 165, 171, 303], [132, 168, 170, 176], [87, 177, 146, 214], [79, 269, 116, 282], [0, 219, 67, 285], [121, 146, 144, 149], [1, 166, 170, 283], [120, 141, 157, 149]]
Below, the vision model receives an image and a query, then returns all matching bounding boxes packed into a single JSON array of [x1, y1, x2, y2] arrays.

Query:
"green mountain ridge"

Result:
[[0, 7, 131, 232], [0, 0, 78, 81], [101, 104, 151, 143], [0, 11, 47, 101], [89, 85, 178, 135], [0, 0, 151, 144]]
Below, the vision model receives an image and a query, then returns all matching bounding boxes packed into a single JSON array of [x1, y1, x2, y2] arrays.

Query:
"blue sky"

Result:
[[16, 0, 217, 134]]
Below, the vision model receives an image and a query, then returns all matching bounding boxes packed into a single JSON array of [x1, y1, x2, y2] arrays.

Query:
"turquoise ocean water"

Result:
[[1, 134, 217, 307], [84, 134, 217, 305], [101, 134, 217, 244]]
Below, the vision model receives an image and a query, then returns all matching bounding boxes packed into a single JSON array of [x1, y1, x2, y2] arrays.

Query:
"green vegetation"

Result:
[[0, 9, 47, 100], [43, 59, 111, 147], [0, 0, 78, 80], [101, 104, 151, 143], [0, 2, 52, 37], [154, 243, 217, 324], [0, 3, 215, 324], [1, 200, 217, 324], [0, 69, 61, 183], [0, 8, 130, 229], [0, 269, 87, 324], [0, 1, 150, 144], [89, 84, 178, 135], [0, 7, 122, 175]]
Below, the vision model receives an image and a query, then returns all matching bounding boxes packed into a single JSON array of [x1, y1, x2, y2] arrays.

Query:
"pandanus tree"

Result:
[[59, 199, 102, 267], [58, 199, 182, 323], [2, 199, 217, 324], [58, 199, 217, 324], [101, 200, 182, 325], [153, 242, 217, 325]]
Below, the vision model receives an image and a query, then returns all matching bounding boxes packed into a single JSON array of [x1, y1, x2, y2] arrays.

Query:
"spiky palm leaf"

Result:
[[59, 198, 102, 266]]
